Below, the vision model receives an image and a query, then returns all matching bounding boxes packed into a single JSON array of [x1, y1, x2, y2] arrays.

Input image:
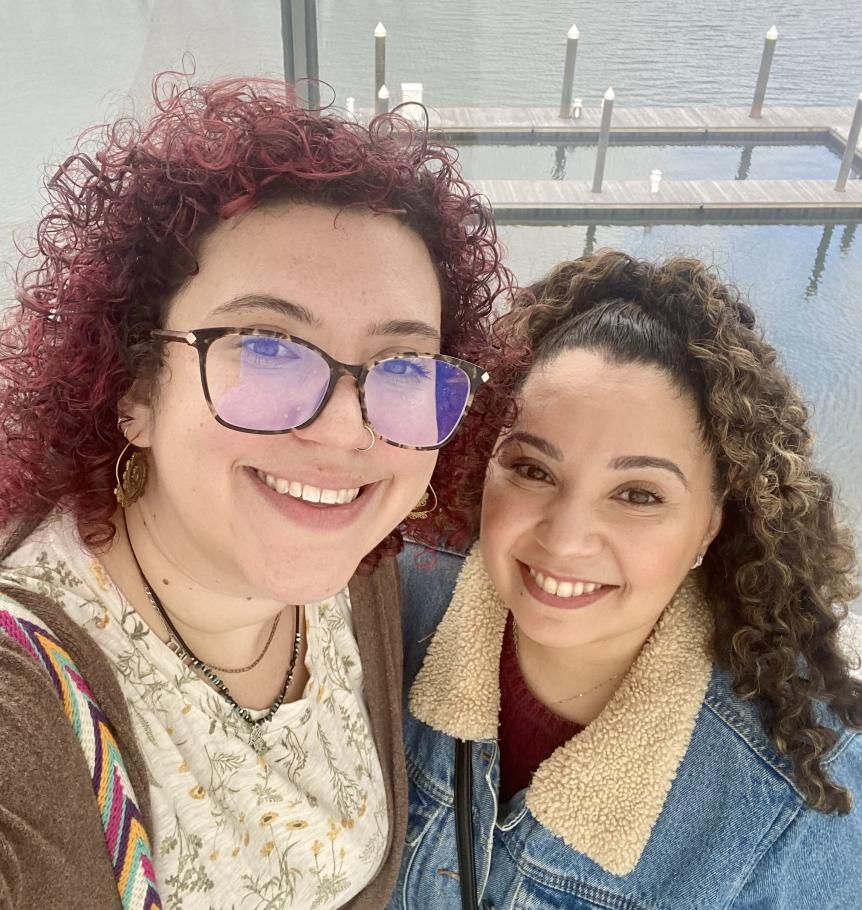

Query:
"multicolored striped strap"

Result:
[[0, 595, 162, 910]]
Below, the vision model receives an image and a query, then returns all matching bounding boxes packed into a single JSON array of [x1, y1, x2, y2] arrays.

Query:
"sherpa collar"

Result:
[[409, 546, 714, 877]]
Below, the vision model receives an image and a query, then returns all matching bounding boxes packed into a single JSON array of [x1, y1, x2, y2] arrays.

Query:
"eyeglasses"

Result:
[[150, 327, 489, 450]]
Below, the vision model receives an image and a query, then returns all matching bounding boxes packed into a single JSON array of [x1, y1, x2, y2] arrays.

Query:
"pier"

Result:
[[470, 177, 862, 225], [405, 105, 862, 223], [420, 105, 860, 154]]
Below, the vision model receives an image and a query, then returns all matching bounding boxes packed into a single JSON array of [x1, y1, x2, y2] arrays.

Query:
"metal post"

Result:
[[592, 88, 615, 193], [835, 92, 862, 192], [375, 22, 386, 108], [559, 25, 579, 118], [280, 0, 320, 108], [376, 85, 390, 115], [750, 26, 778, 119]]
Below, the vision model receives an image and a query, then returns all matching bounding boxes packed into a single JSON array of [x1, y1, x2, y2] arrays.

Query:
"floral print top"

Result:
[[0, 513, 387, 909]]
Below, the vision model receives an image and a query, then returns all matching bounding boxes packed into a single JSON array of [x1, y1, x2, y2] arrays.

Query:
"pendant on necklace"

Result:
[[250, 724, 267, 754]]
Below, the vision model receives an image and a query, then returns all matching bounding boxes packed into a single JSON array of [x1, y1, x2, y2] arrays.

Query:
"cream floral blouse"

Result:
[[1, 513, 387, 909]]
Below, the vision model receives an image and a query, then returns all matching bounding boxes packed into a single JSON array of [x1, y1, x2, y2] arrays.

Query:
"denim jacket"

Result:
[[389, 543, 862, 910]]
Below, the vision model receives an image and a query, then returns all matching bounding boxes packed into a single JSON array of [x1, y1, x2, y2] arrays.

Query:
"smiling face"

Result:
[[125, 203, 441, 604], [480, 348, 722, 654]]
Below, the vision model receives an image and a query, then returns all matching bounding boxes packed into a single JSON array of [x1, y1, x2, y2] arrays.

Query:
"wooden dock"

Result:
[[421, 105, 859, 155], [471, 178, 862, 224], [366, 104, 862, 223]]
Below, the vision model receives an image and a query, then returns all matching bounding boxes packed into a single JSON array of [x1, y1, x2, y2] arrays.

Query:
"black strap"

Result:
[[454, 738, 479, 910]]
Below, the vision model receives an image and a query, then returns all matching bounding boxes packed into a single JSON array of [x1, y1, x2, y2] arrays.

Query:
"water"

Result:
[[1, 1, 860, 593], [456, 142, 857, 183]]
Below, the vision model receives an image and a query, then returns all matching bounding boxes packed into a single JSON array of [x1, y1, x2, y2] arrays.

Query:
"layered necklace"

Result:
[[122, 512, 302, 753]]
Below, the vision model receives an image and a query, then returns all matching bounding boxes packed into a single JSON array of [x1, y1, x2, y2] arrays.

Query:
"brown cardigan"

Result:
[[0, 560, 406, 910]]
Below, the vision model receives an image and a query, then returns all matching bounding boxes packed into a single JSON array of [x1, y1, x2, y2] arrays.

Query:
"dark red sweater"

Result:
[[498, 613, 583, 803]]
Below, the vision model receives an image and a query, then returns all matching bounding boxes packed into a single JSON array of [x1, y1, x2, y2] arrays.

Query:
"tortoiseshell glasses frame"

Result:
[[150, 327, 489, 451]]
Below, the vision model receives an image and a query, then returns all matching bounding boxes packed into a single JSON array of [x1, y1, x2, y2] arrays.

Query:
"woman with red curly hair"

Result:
[[0, 76, 507, 910], [393, 250, 861, 909]]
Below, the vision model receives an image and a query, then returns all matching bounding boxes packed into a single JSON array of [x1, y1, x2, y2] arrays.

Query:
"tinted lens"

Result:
[[364, 356, 471, 447], [205, 334, 330, 431]]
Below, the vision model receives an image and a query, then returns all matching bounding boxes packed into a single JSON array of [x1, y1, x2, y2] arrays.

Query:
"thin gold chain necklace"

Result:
[[513, 618, 624, 705]]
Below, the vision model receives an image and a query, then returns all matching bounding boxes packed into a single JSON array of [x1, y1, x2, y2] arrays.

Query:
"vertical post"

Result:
[[305, 0, 320, 109], [592, 88, 615, 193], [750, 25, 778, 119], [280, 0, 320, 108], [559, 25, 579, 118], [376, 85, 390, 115], [375, 22, 387, 108], [835, 92, 862, 192]]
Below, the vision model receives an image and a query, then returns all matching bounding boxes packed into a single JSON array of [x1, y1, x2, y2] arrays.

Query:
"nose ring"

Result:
[[354, 424, 376, 452]]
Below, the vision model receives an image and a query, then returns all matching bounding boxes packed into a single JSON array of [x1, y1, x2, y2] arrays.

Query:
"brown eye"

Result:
[[618, 487, 663, 506], [513, 463, 552, 484]]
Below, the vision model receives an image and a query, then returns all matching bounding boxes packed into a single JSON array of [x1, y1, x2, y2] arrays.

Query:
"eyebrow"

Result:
[[609, 455, 689, 489], [210, 294, 321, 326], [367, 319, 441, 343], [504, 434, 690, 489], [503, 431, 564, 461], [208, 295, 440, 342]]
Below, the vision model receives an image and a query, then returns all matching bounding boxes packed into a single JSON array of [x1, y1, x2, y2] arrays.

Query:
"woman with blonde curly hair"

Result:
[[391, 249, 862, 909]]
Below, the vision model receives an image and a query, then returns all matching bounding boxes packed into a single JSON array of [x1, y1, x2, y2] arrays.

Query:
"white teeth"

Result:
[[255, 470, 361, 505], [301, 484, 321, 503], [527, 565, 604, 599]]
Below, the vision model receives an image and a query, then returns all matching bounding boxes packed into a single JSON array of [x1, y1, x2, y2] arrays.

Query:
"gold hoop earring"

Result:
[[408, 484, 438, 521], [354, 424, 376, 452], [114, 442, 148, 507]]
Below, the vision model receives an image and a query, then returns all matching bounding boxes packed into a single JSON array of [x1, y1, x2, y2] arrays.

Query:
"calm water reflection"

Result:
[[456, 143, 857, 183]]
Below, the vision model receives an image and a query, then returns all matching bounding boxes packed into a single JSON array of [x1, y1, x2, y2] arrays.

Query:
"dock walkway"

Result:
[[378, 105, 862, 223], [472, 178, 862, 224], [421, 105, 859, 151]]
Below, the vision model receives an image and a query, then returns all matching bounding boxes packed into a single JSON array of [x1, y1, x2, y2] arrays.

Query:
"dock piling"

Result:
[[374, 22, 386, 109], [376, 85, 390, 115], [835, 92, 862, 192], [750, 25, 778, 119], [592, 88, 615, 193], [560, 25, 580, 118]]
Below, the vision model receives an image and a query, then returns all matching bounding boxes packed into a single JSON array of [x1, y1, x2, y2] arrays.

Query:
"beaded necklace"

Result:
[[123, 512, 302, 753]]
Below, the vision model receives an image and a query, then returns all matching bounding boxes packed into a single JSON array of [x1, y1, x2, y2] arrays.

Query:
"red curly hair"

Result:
[[0, 74, 511, 569]]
